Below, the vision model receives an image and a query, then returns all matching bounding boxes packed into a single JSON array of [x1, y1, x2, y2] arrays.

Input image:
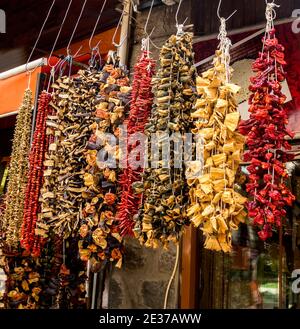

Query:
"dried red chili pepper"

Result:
[[116, 50, 155, 237], [20, 91, 52, 256], [239, 27, 295, 240]]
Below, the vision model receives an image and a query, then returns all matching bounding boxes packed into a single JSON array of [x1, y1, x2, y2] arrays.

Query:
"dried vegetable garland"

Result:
[[37, 73, 96, 239], [117, 49, 155, 236], [51, 238, 86, 309], [239, 26, 295, 240], [78, 58, 131, 269], [21, 92, 52, 257], [0, 196, 7, 309], [187, 20, 246, 252], [2, 89, 33, 249], [187, 52, 247, 252], [134, 33, 196, 248], [5, 254, 43, 309]]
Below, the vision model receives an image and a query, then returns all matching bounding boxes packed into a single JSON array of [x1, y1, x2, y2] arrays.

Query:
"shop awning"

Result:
[[0, 68, 41, 117], [0, 28, 119, 118]]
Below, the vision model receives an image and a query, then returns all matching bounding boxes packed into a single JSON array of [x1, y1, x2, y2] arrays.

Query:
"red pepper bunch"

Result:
[[21, 91, 52, 256], [239, 28, 295, 240], [117, 51, 155, 236]]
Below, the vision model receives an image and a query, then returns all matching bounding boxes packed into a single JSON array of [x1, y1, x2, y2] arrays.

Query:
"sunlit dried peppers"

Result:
[[134, 33, 196, 248], [187, 49, 246, 252], [2, 89, 33, 249], [239, 28, 295, 240], [117, 50, 155, 237], [21, 92, 52, 256]]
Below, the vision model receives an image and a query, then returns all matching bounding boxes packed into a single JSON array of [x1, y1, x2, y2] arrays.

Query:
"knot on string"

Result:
[[141, 37, 149, 52], [265, 2, 279, 32], [217, 17, 227, 44], [176, 24, 184, 37], [217, 17, 232, 82]]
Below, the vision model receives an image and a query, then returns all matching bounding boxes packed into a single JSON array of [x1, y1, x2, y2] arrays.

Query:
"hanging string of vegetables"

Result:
[[2, 89, 33, 249], [117, 46, 155, 237], [133, 32, 196, 249], [187, 18, 246, 252], [5, 255, 43, 309], [37, 76, 77, 239], [239, 3, 295, 241], [21, 92, 52, 257], [78, 55, 131, 270]]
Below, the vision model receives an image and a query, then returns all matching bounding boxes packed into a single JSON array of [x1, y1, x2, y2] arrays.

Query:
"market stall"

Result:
[[0, 0, 300, 311]]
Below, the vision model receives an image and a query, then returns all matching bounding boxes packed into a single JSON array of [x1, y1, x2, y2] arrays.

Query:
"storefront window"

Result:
[[198, 163, 300, 309]]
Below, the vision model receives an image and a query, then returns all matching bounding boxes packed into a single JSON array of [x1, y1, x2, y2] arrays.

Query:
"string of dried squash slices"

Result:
[[186, 49, 247, 252]]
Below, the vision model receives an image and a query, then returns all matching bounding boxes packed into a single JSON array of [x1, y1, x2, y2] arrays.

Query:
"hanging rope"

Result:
[[265, 2, 279, 33], [25, 0, 56, 88], [217, 18, 232, 83]]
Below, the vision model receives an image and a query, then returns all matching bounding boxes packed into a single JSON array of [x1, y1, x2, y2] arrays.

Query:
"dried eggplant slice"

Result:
[[134, 32, 196, 249]]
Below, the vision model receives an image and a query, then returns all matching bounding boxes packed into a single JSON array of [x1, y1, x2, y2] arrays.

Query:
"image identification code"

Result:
[[99, 313, 202, 326]]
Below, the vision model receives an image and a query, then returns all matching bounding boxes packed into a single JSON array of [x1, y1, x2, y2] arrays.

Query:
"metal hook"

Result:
[[112, 2, 128, 48], [66, 0, 88, 56], [88, 0, 107, 51], [217, 0, 237, 21], [89, 46, 102, 69], [47, 0, 73, 70], [131, 0, 139, 13], [25, 0, 56, 75], [55, 0, 87, 77], [175, 0, 188, 28]]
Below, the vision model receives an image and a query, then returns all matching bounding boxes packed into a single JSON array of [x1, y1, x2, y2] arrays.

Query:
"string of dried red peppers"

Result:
[[117, 50, 155, 237], [239, 27, 295, 240], [21, 92, 52, 257]]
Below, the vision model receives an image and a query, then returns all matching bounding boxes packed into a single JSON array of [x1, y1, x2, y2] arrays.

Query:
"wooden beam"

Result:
[[180, 225, 199, 309]]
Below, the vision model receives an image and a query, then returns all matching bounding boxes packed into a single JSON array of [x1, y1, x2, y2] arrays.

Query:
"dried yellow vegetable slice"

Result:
[[212, 153, 227, 166], [224, 112, 240, 131], [210, 167, 225, 180], [201, 204, 215, 217]]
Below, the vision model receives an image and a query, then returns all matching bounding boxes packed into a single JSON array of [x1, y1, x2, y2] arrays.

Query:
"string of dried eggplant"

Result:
[[37, 71, 98, 239], [117, 49, 155, 237], [78, 56, 131, 270], [2, 89, 33, 249], [134, 32, 196, 249], [187, 44, 246, 252]]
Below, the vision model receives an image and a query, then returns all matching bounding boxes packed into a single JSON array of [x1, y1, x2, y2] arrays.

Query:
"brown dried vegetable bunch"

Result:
[[37, 72, 99, 239], [51, 238, 86, 309], [186, 49, 247, 252], [2, 89, 33, 249], [5, 254, 43, 309], [134, 33, 196, 248], [78, 57, 131, 270]]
